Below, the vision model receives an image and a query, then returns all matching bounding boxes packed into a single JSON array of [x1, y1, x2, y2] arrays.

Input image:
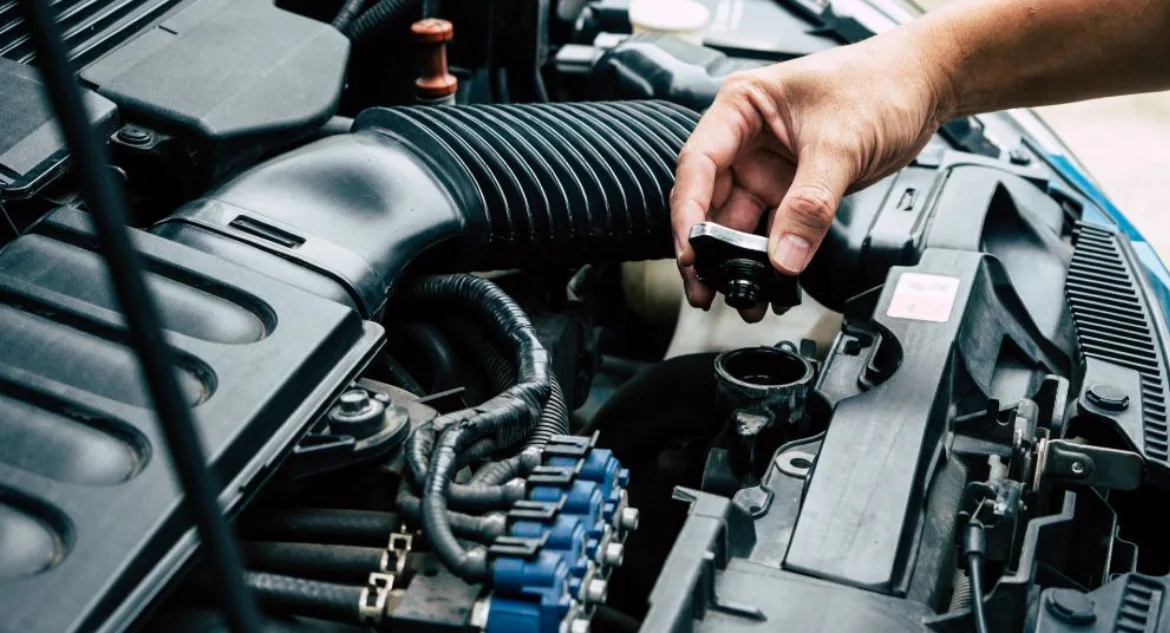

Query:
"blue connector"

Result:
[[487, 537, 575, 633], [541, 435, 640, 536]]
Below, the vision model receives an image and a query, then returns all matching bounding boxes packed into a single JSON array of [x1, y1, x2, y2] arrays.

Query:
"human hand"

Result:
[[671, 26, 955, 321]]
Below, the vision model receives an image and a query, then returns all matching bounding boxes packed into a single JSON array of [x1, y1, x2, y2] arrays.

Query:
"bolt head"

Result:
[[338, 390, 370, 413], [117, 126, 152, 145], [1071, 461, 1085, 474]]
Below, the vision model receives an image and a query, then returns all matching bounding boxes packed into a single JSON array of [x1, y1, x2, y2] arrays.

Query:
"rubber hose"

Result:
[[406, 424, 527, 511], [398, 275, 552, 450], [157, 101, 699, 319], [395, 484, 506, 543], [423, 423, 491, 579], [358, 100, 699, 273], [526, 373, 568, 448], [394, 321, 461, 393], [244, 542, 386, 584], [345, 0, 418, 42], [241, 509, 399, 547], [472, 448, 542, 485], [381, 352, 425, 395], [443, 318, 516, 394], [244, 572, 363, 624], [330, 0, 366, 30]]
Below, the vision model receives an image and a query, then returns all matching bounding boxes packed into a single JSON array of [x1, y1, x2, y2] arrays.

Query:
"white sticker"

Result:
[[886, 273, 961, 323]]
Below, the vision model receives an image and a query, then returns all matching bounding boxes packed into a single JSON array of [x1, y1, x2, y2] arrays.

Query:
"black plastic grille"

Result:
[[1067, 222, 1170, 462], [1114, 575, 1161, 633], [0, 0, 176, 67]]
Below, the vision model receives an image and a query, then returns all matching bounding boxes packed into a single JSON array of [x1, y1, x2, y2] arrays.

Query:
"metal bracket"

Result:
[[359, 572, 395, 626], [1037, 439, 1144, 491], [382, 532, 414, 576]]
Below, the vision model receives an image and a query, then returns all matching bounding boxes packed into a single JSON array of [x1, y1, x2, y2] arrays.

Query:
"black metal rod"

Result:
[[14, 1, 261, 631]]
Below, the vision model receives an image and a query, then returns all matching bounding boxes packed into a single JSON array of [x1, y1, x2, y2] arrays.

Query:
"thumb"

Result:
[[768, 148, 854, 275]]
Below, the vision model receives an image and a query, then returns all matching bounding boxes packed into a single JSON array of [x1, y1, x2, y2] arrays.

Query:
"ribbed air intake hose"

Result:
[[157, 101, 699, 319], [361, 100, 699, 272]]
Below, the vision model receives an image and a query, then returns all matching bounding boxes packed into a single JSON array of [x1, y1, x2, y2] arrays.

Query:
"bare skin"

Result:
[[671, 0, 1170, 321]]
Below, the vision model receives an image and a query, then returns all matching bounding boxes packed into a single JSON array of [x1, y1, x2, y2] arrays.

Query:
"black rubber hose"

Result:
[[244, 572, 363, 624], [399, 275, 552, 450], [244, 542, 385, 584], [527, 373, 568, 448], [422, 423, 491, 579], [443, 319, 516, 394], [156, 102, 698, 319], [395, 322, 461, 393], [355, 101, 699, 273], [241, 509, 399, 547], [394, 485, 506, 543], [405, 424, 527, 511], [965, 521, 991, 633], [345, 0, 418, 42], [472, 448, 541, 485], [381, 352, 425, 396], [330, 0, 366, 31]]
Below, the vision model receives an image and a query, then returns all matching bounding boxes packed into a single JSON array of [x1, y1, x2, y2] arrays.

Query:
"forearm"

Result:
[[904, 0, 1170, 119]]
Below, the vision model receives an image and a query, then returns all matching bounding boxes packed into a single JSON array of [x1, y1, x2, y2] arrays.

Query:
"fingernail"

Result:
[[773, 234, 812, 273]]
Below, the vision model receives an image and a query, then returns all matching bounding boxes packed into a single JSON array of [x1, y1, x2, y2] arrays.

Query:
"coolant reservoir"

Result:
[[627, 0, 710, 45]]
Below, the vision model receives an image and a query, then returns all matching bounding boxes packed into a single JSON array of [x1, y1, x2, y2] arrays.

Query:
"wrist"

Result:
[[900, 15, 966, 125]]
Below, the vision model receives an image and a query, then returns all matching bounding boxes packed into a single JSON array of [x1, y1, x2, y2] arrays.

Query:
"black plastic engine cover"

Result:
[[0, 207, 382, 633], [81, 0, 349, 180]]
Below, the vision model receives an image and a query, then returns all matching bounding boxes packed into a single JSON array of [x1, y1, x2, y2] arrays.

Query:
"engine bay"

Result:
[[3, 1, 1170, 632]]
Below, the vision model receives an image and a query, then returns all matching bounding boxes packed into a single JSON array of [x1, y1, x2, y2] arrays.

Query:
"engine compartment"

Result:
[[3, 0, 1170, 632]]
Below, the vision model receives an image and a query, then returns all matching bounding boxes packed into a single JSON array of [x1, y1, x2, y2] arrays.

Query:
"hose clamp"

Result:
[[359, 572, 395, 626], [383, 532, 414, 576]]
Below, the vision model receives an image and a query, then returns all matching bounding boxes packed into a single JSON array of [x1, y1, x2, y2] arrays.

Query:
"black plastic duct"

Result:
[[151, 101, 699, 317]]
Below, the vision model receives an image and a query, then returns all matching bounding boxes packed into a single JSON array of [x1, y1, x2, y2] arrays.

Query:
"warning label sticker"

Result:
[[886, 273, 961, 323]]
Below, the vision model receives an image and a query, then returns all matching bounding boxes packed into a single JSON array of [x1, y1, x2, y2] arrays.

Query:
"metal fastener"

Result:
[[117, 126, 152, 145]]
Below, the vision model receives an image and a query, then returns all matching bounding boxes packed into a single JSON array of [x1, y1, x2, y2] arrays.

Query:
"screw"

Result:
[[1070, 461, 1085, 474], [1046, 588, 1096, 624], [117, 126, 152, 145], [1086, 384, 1129, 412]]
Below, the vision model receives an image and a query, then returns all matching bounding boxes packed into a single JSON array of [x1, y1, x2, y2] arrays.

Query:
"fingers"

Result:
[[767, 145, 855, 275], [671, 93, 759, 266], [678, 259, 715, 309]]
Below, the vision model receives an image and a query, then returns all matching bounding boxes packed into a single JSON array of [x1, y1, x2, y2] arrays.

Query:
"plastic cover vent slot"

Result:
[[0, 0, 178, 66], [1114, 575, 1161, 633], [1066, 222, 1170, 462]]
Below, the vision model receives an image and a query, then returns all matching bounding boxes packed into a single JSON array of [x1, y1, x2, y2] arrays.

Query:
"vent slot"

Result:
[[1067, 223, 1170, 462], [0, 0, 178, 67], [1115, 575, 1162, 633]]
